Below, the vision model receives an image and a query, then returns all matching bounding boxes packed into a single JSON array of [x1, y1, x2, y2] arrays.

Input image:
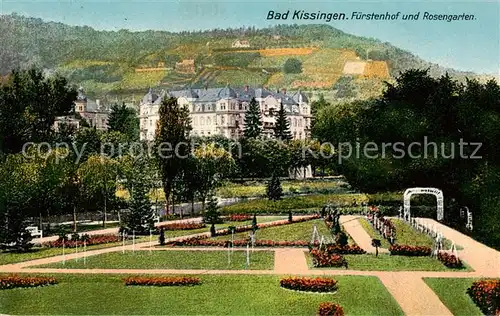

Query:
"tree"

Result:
[[243, 98, 262, 138], [0, 68, 77, 155], [203, 195, 222, 236], [108, 103, 139, 141], [77, 155, 119, 228], [274, 103, 292, 141], [125, 174, 153, 234], [266, 173, 283, 201], [155, 97, 192, 213], [283, 58, 302, 74], [192, 143, 235, 211]]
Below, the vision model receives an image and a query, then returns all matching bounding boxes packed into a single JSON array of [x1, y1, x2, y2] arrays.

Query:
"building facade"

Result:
[[74, 87, 110, 130], [138, 86, 312, 142]]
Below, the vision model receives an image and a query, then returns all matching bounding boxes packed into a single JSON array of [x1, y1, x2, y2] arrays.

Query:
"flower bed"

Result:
[[280, 277, 338, 293], [437, 252, 463, 269], [157, 222, 206, 231], [318, 302, 345, 316], [310, 249, 347, 268], [0, 275, 57, 290], [227, 214, 252, 222], [389, 245, 431, 256], [123, 276, 201, 286], [324, 244, 366, 255], [466, 279, 500, 315], [41, 234, 122, 248], [166, 236, 309, 248]]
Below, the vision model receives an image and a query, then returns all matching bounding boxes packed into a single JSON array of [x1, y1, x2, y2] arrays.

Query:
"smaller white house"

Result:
[[232, 40, 250, 48]]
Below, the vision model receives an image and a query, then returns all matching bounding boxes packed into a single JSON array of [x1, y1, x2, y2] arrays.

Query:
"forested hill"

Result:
[[0, 13, 486, 99]]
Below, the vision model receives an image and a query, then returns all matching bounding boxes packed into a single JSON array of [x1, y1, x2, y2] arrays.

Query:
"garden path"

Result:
[[2, 216, 500, 316], [340, 215, 389, 254]]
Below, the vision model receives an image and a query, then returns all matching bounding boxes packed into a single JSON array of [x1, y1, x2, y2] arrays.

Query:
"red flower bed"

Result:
[[280, 277, 338, 293], [324, 244, 366, 255], [227, 214, 252, 221], [310, 249, 347, 268], [318, 302, 345, 316], [123, 276, 201, 286], [0, 275, 57, 289], [42, 234, 122, 248], [389, 244, 431, 256], [157, 222, 206, 231], [166, 236, 309, 248], [438, 252, 463, 269], [467, 279, 500, 315]]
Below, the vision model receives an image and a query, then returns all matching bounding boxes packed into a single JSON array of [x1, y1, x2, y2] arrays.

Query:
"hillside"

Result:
[[0, 13, 486, 102]]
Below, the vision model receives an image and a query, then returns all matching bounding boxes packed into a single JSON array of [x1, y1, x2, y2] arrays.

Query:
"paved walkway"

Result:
[[341, 215, 389, 254], [2, 215, 500, 316]]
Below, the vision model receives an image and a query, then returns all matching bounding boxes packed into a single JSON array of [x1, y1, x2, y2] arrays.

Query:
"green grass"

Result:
[[424, 278, 483, 316], [211, 219, 332, 242], [308, 253, 471, 271], [44, 222, 121, 237], [217, 180, 344, 198], [0, 237, 149, 266], [37, 250, 274, 270], [0, 274, 403, 315], [358, 218, 391, 248]]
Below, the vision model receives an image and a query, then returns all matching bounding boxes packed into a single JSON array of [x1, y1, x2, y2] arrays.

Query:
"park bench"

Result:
[[26, 226, 43, 238]]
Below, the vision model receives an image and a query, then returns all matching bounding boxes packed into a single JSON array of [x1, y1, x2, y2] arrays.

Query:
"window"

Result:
[[207, 117, 211, 125], [149, 120, 152, 126], [221, 116, 225, 125], [201, 117, 205, 125], [299, 118, 302, 127], [239, 104, 242, 110]]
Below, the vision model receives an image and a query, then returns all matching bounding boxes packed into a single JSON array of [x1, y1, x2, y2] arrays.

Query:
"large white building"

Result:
[[138, 86, 312, 141]]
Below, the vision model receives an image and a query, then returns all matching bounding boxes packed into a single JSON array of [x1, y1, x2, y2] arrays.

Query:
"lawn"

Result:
[[424, 278, 482, 316], [0, 237, 150, 266], [308, 253, 471, 271], [359, 218, 461, 250], [37, 250, 274, 270], [211, 219, 332, 242], [0, 274, 403, 315], [358, 218, 391, 248]]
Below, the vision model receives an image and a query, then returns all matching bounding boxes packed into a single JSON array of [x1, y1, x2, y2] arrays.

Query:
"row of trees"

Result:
[[313, 69, 500, 249]]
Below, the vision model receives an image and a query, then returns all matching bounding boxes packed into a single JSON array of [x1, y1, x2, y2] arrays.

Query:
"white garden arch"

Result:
[[403, 187, 444, 221]]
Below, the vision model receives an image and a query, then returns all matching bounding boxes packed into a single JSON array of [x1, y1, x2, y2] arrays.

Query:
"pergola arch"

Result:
[[403, 187, 444, 221]]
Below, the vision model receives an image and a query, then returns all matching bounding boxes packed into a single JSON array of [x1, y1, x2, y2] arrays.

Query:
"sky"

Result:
[[1, 0, 499, 75]]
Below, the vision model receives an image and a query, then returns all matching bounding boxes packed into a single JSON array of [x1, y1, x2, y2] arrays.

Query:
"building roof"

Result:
[[76, 87, 87, 101], [142, 88, 159, 104], [292, 90, 309, 103]]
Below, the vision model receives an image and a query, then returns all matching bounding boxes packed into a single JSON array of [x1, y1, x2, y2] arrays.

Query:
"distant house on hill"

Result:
[[175, 59, 195, 73], [232, 40, 250, 48]]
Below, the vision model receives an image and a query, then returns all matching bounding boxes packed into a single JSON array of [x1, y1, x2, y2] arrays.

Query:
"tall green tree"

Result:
[[244, 97, 262, 138], [108, 103, 139, 141], [0, 68, 77, 155], [274, 102, 292, 141], [125, 159, 153, 234], [155, 97, 192, 213], [266, 173, 283, 201]]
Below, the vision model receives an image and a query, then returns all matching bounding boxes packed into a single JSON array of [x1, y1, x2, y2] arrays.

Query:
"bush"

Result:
[[437, 252, 463, 269], [466, 279, 500, 315], [310, 249, 348, 268], [280, 277, 338, 292], [318, 302, 345, 316], [0, 275, 57, 289], [166, 237, 309, 248], [283, 58, 303, 74], [389, 245, 432, 256], [123, 276, 201, 286]]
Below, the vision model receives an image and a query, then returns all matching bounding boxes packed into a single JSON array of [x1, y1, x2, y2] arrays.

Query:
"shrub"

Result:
[[437, 252, 464, 269], [157, 222, 206, 231], [167, 237, 309, 248], [318, 302, 345, 316], [280, 277, 338, 292], [310, 249, 348, 268], [123, 276, 201, 286], [466, 279, 500, 315], [283, 58, 303, 74], [0, 275, 57, 289], [321, 244, 366, 255], [389, 245, 431, 256]]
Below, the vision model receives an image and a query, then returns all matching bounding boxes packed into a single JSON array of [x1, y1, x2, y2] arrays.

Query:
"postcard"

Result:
[[0, 1, 499, 315]]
